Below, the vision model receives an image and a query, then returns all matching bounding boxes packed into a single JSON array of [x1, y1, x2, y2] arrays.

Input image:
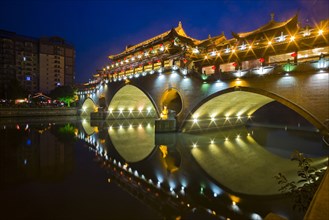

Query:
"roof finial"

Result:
[[270, 13, 275, 21], [178, 21, 182, 28]]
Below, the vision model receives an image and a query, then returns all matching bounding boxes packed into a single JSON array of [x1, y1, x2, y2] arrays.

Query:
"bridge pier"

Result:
[[155, 119, 176, 133]]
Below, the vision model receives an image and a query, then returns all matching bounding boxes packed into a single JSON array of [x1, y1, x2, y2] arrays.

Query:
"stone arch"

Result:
[[99, 95, 106, 109], [81, 97, 97, 117], [181, 86, 327, 134], [108, 84, 159, 118], [160, 87, 183, 116]]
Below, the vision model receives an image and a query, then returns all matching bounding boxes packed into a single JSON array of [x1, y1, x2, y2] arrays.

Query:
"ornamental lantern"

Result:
[[259, 57, 265, 63], [232, 62, 238, 67], [291, 52, 297, 57], [211, 65, 215, 70], [157, 60, 161, 63], [183, 58, 188, 64]]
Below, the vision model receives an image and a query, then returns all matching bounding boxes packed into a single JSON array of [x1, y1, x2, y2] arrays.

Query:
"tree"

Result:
[[274, 150, 326, 212], [49, 85, 78, 107], [6, 79, 29, 99]]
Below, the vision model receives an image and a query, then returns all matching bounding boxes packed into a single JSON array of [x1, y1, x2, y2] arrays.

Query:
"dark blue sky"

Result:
[[1, 0, 328, 84]]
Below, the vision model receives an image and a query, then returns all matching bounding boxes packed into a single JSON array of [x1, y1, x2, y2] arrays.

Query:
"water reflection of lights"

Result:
[[78, 123, 299, 220]]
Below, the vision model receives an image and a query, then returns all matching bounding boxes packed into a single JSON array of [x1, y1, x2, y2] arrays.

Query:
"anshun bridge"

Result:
[[75, 13, 329, 220], [77, 14, 329, 138]]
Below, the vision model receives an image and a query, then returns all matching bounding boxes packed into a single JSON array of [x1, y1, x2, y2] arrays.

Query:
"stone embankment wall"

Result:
[[0, 107, 78, 118]]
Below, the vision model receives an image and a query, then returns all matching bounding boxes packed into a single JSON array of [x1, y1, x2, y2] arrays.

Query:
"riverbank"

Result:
[[0, 107, 78, 118]]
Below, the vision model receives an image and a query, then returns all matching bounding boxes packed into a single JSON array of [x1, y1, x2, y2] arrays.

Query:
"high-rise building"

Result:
[[39, 37, 75, 94], [0, 30, 75, 98], [0, 30, 39, 98]]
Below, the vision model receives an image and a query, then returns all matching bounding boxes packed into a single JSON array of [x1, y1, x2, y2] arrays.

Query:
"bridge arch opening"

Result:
[[81, 98, 97, 117], [181, 87, 326, 134], [160, 88, 183, 115], [98, 95, 106, 109], [108, 84, 158, 118]]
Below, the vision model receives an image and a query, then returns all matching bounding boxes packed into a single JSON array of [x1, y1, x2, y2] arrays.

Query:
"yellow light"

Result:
[[290, 36, 295, 41], [249, 45, 252, 49], [204, 55, 208, 59], [268, 41, 272, 45], [235, 78, 241, 86], [318, 29, 323, 35], [106, 66, 109, 69], [229, 195, 241, 203], [232, 49, 236, 53], [217, 52, 220, 56]]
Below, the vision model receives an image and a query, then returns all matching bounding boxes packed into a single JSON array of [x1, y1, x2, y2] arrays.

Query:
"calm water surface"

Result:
[[0, 118, 328, 220]]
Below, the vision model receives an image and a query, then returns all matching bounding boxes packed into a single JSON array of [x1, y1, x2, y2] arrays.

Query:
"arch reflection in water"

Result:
[[107, 119, 155, 163], [77, 119, 327, 220]]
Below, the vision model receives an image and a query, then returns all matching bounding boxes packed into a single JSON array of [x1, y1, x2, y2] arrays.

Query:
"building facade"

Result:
[[39, 37, 75, 94], [88, 14, 327, 84], [0, 30, 75, 98]]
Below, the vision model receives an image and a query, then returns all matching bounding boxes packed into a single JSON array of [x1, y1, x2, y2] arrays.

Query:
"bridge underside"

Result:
[[182, 91, 274, 132], [107, 85, 158, 119]]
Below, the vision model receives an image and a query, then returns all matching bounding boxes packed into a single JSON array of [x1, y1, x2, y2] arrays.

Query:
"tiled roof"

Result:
[[233, 14, 298, 39]]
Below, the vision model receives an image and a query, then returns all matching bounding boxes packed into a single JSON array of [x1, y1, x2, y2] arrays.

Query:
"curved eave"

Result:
[[233, 13, 298, 39], [109, 23, 200, 60], [196, 34, 227, 48]]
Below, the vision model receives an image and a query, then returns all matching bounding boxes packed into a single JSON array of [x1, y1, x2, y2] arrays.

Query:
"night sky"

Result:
[[1, 0, 328, 84]]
